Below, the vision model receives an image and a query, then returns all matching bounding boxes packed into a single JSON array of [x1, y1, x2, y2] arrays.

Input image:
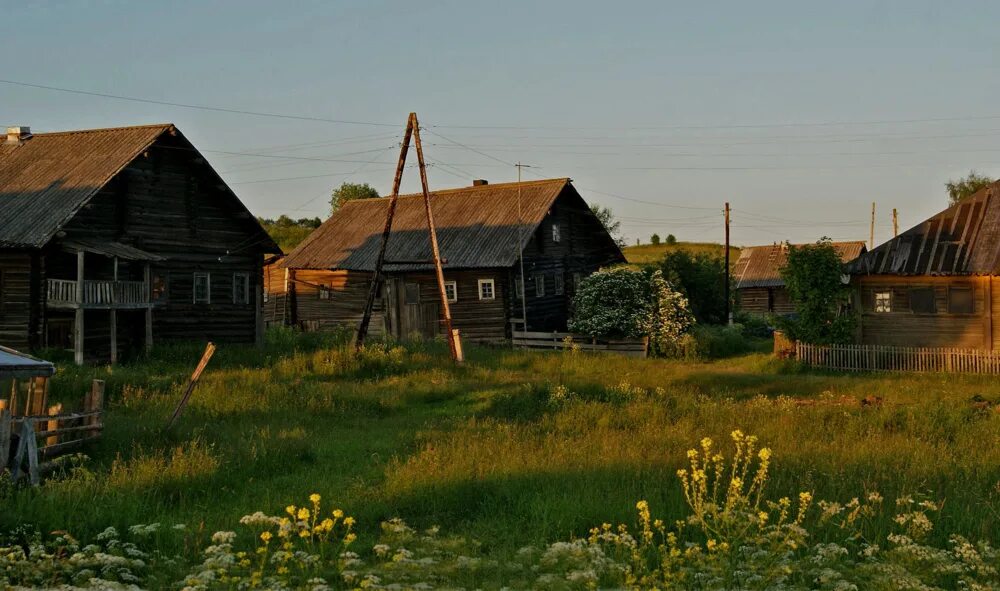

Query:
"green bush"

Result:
[[683, 325, 757, 359], [657, 250, 730, 325]]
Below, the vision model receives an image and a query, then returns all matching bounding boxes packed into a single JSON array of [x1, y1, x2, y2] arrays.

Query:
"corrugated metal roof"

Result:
[[282, 178, 590, 271], [734, 241, 868, 288], [850, 182, 1000, 276], [0, 124, 172, 248], [0, 345, 55, 379]]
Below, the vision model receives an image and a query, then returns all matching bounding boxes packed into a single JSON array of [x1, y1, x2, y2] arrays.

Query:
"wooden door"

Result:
[[392, 279, 439, 339]]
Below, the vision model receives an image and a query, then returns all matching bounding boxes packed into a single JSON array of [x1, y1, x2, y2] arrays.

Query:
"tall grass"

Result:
[[3, 329, 999, 565]]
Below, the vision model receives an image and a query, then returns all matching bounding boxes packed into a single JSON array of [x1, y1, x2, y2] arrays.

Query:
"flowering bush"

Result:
[[569, 266, 693, 356]]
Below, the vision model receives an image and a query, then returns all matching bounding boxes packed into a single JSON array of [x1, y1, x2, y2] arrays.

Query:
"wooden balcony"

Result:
[[47, 279, 152, 309]]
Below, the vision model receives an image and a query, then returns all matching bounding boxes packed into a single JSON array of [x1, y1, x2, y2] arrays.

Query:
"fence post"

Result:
[[0, 401, 10, 469], [87, 380, 105, 438], [46, 403, 62, 448]]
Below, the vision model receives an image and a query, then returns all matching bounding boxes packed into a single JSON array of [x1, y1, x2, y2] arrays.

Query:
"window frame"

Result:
[[514, 277, 524, 300], [873, 290, 891, 313], [534, 273, 546, 297], [948, 284, 975, 315], [318, 285, 331, 300], [233, 272, 250, 305], [554, 273, 565, 296], [477, 278, 496, 301], [444, 280, 458, 303], [193, 272, 211, 305], [552, 223, 561, 243], [908, 286, 937, 315]]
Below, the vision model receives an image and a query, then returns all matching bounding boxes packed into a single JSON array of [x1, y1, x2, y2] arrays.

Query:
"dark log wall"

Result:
[[385, 270, 508, 343], [514, 189, 625, 332], [856, 275, 994, 349], [738, 286, 794, 316], [287, 269, 385, 336], [0, 251, 37, 349], [57, 131, 273, 351]]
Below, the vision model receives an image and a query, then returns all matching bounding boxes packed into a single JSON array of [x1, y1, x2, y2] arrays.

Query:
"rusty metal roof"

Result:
[[850, 182, 1000, 276], [0, 124, 172, 248], [282, 178, 609, 271], [734, 241, 868, 288]]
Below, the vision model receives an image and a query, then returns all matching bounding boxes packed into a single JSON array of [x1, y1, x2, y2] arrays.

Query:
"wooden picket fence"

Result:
[[512, 329, 649, 358], [0, 379, 105, 485], [796, 342, 1000, 374]]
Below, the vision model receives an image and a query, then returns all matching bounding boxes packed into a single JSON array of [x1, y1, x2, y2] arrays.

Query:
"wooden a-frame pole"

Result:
[[356, 112, 461, 362]]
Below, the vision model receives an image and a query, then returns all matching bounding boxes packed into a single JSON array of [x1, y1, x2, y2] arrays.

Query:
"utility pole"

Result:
[[870, 202, 876, 249], [515, 162, 530, 333], [724, 202, 732, 326], [892, 208, 899, 238]]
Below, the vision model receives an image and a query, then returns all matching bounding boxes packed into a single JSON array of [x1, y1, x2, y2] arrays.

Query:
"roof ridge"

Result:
[[29, 123, 174, 137], [340, 177, 570, 207]]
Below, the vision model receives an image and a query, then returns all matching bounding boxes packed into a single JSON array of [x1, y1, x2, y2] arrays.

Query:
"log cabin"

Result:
[[0, 124, 280, 364], [272, 178, 625, 342], [734, 241, 867, 315], [849, 181, 1000, 349]]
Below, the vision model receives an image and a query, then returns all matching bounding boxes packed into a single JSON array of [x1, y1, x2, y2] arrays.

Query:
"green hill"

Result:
[[622, 241, 740, 265]]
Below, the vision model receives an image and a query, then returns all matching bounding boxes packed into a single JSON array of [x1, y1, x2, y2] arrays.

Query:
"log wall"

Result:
[[0, 252, 37, 350]]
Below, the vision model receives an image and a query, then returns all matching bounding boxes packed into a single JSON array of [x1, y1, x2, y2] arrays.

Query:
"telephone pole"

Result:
[[515, 162, 530, 332], [724, 202, 732, 326], [892, 208, 899, 238], [869, 202, 876, 249]]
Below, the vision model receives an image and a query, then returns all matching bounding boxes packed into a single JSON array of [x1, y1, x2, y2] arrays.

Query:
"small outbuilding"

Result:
[[734, 241, 867, 315]]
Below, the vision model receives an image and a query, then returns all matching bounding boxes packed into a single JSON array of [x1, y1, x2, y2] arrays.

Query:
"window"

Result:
[[319, 286, 331, 300], [909, 287, 936, 314], [572, 272, 583, 291], [949, 285, 974, 314], [554, 273, 565, 296], [444, 281, 457, 303], [403, 283, 420, 305], [514, 277, 524, 300], [233, 272, 250, 305], [873, 290, 891, 313], [478, 278, 495, 300], [151, 273, 168, 303], [534, 273, 546, 297], [193, 272, 211, 304], [552, 224, 561, 243], [263, 289, 269, 303]]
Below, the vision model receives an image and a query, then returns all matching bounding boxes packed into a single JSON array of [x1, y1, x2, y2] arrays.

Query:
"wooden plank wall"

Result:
[[0, 252, 34, 349], [857, 275, 991, 349], [389, 270, 508, 343], [262, 259, 288, 327], [737, 286, 794, 316], [290, 269, 385, 337]]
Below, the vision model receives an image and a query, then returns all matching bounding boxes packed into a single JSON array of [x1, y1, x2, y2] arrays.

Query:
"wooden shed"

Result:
[[734, 241, 867, 315], [0, 124, 280, 363], [272, 178, 625, 341], [849, 181, 1000, 349]]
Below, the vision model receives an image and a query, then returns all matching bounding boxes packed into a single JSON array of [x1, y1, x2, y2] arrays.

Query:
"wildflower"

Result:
[[297, 508, 311, 520], [344, 516, 356, 527], [333, 509, 344, 519], [758, 511, 769, 524], [260, 531, 272, 543], [309, 493, 321, 504], [286, 505, 297, 517]]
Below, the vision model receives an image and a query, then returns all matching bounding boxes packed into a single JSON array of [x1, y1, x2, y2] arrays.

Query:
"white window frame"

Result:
[[554, 273, 565, 296], [478, 278, 495, 301], [319, 285, 331, 300], [534, 273, 546, 297], [233, 272, 250, 305], [193, 272, 211, 305], [873, 290, 891, 313], [514, 277, 524, 300], [444, 280, 458, 303], [552, 224, 561, 243]]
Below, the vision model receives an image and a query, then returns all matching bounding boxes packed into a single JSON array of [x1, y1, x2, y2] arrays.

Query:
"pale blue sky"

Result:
[[3, 1, 999, 246]]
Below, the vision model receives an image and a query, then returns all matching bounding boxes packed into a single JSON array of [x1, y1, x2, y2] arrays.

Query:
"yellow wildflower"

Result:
[[344, 516, 356, 527], [285, 505, 296, 517], [706, 539, 717, 551], [345, 532, 357, 544], [297, 507, 310, 520], [320, 518, 334, 532], [299, 529, 310, 538], [309, 493, 321, 505], [260, 531, 272, 543], [333, 509, 344, 519]]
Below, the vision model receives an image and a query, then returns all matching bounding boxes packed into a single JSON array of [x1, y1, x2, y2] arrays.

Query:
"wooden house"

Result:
[[734, 241, 867, 315], [0, 124, 280, 364], [273, 178, 625, 341], [849, 182, 1000, 349]]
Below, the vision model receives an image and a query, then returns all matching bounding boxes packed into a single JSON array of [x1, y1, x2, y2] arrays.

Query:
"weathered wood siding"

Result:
[[55, 131, 272, 349], [738, 286, 794, 316], [289, 269, 385, 336], [385, 271, 508, 343], [263, 258, 289, 327], [0, 252, 37, 349], [856, 275, 994, 349], [515, 189, 624, 332]]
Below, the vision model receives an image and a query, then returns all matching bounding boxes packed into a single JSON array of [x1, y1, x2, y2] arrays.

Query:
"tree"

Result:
[[331, 182, 380, 214], [569, 266, 693, 356], [777, 238, 855, 345], [946, 170, 994, 205], [657, 250, 730, 325], [665, 234, 677, 245], [650, 234, 661, 245], [257, 216, 322, 252], [590, 203, 626, 248]]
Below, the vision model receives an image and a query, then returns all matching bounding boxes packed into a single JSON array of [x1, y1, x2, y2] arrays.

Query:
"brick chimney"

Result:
[[471, 179, 488, 186], [5, 126, 31, 144]]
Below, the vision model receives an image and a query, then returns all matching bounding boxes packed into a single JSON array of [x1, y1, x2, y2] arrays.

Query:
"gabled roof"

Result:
[[0, 124, 171, 248], [0, 123, 279, 253], [850, 182, 1000, 276], [734, 241, 868, 288], [283, 178, 618, 271]]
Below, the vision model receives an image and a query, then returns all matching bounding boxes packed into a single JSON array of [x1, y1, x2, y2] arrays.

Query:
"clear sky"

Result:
[[3, 1, 999, 247]]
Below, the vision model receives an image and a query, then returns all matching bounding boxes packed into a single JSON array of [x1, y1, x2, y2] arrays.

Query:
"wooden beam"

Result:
[[74, 250, 84, 366], [144, 263, 153, 353], [110, 257, 118, 364], [255, 266, 264, 348]]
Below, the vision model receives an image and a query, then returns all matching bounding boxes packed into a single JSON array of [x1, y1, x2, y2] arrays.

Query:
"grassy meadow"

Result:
[[4, 330, 1000, 570], [622, 241, 740, 265]]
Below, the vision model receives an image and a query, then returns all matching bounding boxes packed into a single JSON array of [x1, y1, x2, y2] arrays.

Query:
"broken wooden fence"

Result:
[[512, 328, 649, 358], [1, 379, 105, 485], [796, 342, 1000, 374]]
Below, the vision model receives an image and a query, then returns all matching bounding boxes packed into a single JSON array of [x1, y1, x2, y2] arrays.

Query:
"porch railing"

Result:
[[46, 279, 149, 308]]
